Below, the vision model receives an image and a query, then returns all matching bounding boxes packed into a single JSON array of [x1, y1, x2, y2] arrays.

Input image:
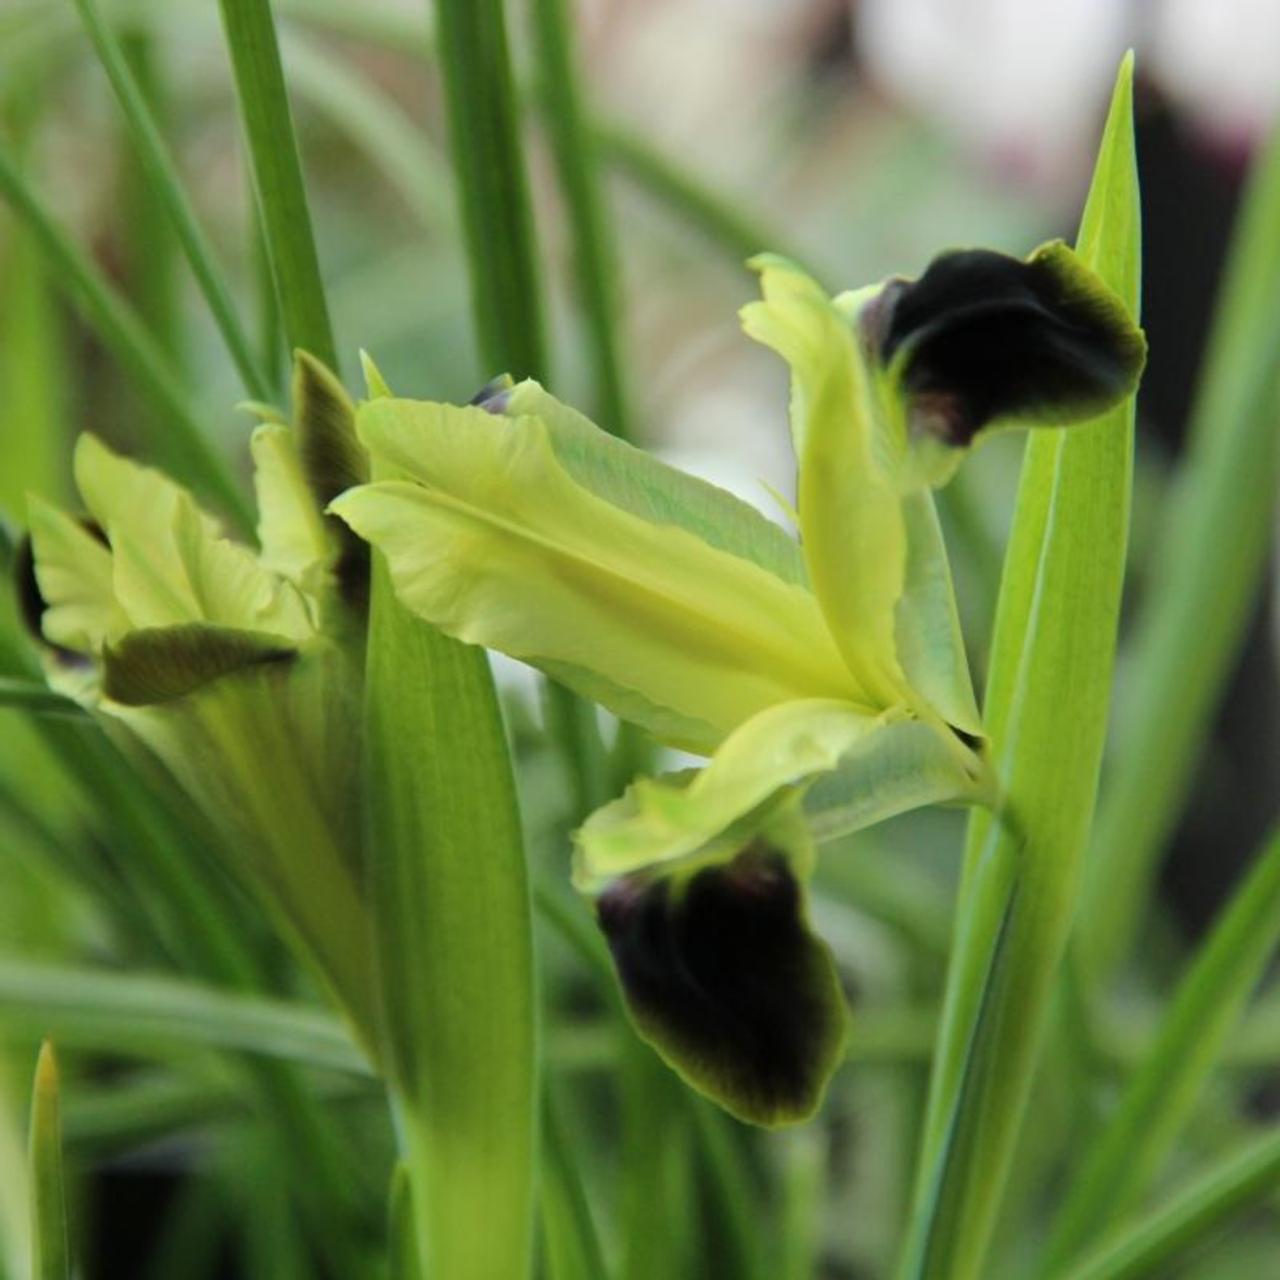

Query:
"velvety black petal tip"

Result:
[[597, 844, 849, 1127], [102, 624, 296, 706], [868, 240, 1145, 447]]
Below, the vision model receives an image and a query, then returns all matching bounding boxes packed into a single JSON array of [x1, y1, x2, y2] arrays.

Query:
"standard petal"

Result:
[[575, 698, 886, 889], [332, 402, 864, 754], [501, 379, 808, 588], [73, 435, 313, 643], [869, 239, 1146, 451], [25, 496, 126, 653], [597, 816, 848, 1127], [742, 256, 908, 706]]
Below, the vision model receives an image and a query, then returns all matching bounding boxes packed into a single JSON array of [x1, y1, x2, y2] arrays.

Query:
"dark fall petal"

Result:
[[293, 351, 370, 608], [596, 843, 848, 1126], [869, 240, 1146, 446], [102, 624, 295, 706]]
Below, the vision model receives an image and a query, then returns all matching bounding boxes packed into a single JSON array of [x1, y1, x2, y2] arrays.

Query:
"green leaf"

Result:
[[363, 554, 536, 1280], [1077, 116, 1280, 982], [28, 1041, 68, 1280], [1043, 827, 1280, 1268], [539, 1090, 609, 1280], [70, 0, 272, 400], [216, 0, 337, 372], [531, 0, 631, 440], [1058, 1127, 1280, 1280], [0, 958, 369, 1074], [433, 0, 547, 382], [0, 680, 87, 719], [900, 55, 1142, 1280], [333, 400, 862, 754], [0, 145, 251, 533]]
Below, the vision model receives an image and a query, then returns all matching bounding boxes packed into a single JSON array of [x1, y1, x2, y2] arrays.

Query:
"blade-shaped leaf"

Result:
[[28, 1041, 69, 1280], [900, 55, 1142, 1280]]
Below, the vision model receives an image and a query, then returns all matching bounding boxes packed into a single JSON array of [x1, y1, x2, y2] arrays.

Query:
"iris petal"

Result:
[[597, 829, 848, 1126], [871, 239, 1146, 448]]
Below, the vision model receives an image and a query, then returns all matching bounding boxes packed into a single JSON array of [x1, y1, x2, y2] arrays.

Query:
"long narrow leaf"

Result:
[[1077, 120, 1280, 982], [1059, 1127, 1280, 1280], [1043, 827, 1280, 1267], [532, 0, 631, 439], [28, 1042, 68, 1280], [364, 558, 536, 1280], [216, 0, 337, 371], [0, 147, 250, 531], [0, 959, 367, 1075], [72, 0, 272, 399], [900, 57, 1142, 1280]]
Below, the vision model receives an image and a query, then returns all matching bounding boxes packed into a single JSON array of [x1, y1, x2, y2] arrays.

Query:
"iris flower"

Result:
[[333, 245, 1143, 1124], [21, 356, 378, 1048]]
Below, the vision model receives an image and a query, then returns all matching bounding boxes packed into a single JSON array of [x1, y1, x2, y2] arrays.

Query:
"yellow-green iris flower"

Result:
[[327, 246, 1144, 1122], [21, 356, 378, 1050], [332, 244, 1143, 1125]]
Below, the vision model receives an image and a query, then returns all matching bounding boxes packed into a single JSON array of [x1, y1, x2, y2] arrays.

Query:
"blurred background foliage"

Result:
[[0, 1, 1277, 1276]]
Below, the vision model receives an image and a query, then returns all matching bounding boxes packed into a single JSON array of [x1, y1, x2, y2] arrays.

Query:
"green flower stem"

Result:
[[365, 558, 536, 1280], [899, 59, 1141, 1280], [1042, 826, 1280, 1269], [0, 146, 251, 533], [531, 0, 632, 439], [73, 0, 272, 399], [1076, 120, 1280, 983], [28, 1042, 68, 1280], [216, 0, 338, 372], [1057, 1127, 1280, 1280]]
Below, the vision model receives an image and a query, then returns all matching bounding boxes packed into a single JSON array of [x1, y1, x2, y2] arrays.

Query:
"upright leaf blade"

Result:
[[364, 555, 536, 1280], [1043, 827, 1280, 1268], [216, 0, 337, 371], [1077, 119, 1280, 982], [900, 57, 1142, 1280], [28, 1041, 68, 1280]]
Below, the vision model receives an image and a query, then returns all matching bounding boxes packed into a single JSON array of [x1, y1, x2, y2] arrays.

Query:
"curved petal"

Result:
[[575, 698, 887, 890], [25, 496, 126, 653], [742, 257, 907, 706], [576, 698, 991, 891], [501, 379, 808, 587], [73, 435, 313, 643], [332, 402, 864, 754]]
